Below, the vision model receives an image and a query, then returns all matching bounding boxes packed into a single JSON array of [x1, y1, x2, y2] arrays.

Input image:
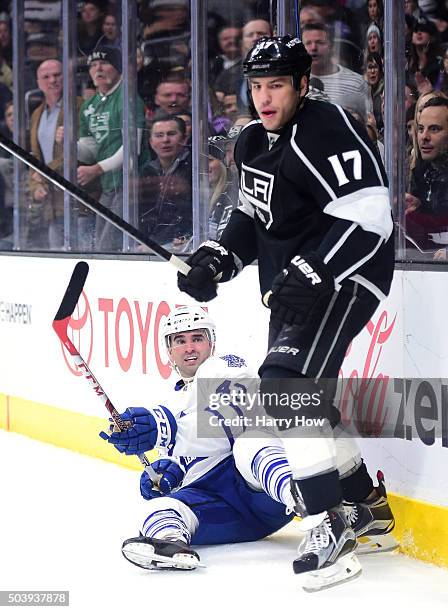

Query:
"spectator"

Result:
[[366, 110, 385, 162], [365, 22, 383, 57], [99, 12, 121, 48], [354, 0, 383, 42], [153, 78, 190, 117], [407, 17, 442, 91], [299, 6, 322, 27], [302, 22, 373, 116], [0, 46, 12, 90], [405, 82, 418, 111], [406, 97, 448, 256], [176, 111, 192, 142], [366, 0, 384, 31], [0, 76, 10, 121], [25, 33, 59, 72], [417, 0, 438, 20], [139, 0, 190, 79], [78, 1, 104, 57], [139, 115, 192, 250], [408, 90, 448, 179], [300, 0, 363, 60], [406, 101, 417, 154], [136, 45, 162, 110], [27, 60, 83, 250], [222, 93, 239, 123], [404, 0, 426, 20], [221, 113, 253, 170], [233, 113, 252, 127], [0, 13, 11, 68], [307, 75, 331, 101], [213, 19, 272, 109], [209, 26, 241, 85], [439, 45, 448, 95], [140, 0, 189, 41], [0, 99, 12, 245], [77, 46, 148, 251], [207, 142, 237, 241], [364, 51, 384, 130], [434, 6, 448, 44], [208, 86, 231, 135], [240, 18, 273, 57]]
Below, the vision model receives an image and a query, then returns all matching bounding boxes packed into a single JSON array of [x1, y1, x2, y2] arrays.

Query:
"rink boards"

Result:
[[0, 255, 447, 567]]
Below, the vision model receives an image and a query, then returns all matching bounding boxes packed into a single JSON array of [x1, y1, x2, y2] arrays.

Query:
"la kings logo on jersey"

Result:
[[240, 163, 274, 228]]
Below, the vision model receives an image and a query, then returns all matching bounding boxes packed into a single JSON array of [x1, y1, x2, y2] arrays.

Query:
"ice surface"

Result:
[[0, 430, 447, 612]]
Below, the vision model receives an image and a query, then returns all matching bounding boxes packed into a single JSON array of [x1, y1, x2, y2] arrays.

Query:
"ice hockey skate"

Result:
[[293, 505, 361, 592], [122, 536, 201, 570], [345, 471, 398, 555]]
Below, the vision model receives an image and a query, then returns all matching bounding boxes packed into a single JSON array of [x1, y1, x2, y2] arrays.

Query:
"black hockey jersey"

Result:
[[220, 99, 394, 299]]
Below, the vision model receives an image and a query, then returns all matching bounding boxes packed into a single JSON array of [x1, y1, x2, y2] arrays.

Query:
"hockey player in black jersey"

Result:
[[178, 35, 396, 591]]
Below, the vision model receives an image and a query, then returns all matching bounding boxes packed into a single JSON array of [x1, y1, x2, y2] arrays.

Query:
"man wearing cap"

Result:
[[77, 45, 148, 251]]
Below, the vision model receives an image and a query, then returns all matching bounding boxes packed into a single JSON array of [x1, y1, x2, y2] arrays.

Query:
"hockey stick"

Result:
[[0, 134, 190, 276], [52, 260, 159, 481]]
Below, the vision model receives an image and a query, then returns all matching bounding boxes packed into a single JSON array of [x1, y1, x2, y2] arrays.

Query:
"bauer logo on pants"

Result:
[[241, 163, 274, 228]]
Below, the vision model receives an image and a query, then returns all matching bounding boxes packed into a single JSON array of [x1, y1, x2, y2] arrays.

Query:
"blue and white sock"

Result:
[[142, 509, 191, 544], [251, 446, 294, 508]]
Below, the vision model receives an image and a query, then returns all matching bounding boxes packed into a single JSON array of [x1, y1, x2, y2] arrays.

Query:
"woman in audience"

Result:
[[78, 1, 104, 56], [367, 0, 384, 31], [365, 22, 383, 57], [407, 17, 443, 90], [364, 51, 384, 130]]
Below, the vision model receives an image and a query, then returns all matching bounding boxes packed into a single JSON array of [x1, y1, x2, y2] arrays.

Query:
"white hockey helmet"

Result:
[[162, 306, 216, 351]]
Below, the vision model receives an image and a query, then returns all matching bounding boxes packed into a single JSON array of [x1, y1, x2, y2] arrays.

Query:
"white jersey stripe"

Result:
[[302, 291, 339, 376], [335, 235, 383, 285], [335, 105, 385, 187], [349, 274, 387, 301], [315, 283, 359, 379], [290, 124, 337, 201], [323, 222, 358, 264], [237, 189, 256, 218]]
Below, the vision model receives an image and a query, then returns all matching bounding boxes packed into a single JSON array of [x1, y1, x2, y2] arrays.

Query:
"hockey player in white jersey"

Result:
[[100, 306, 297, 572]]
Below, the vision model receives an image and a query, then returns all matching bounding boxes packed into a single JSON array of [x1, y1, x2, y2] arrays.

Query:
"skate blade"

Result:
[[357, 533, 399, 555], [302, 553, 362, 593], [122, 542, 203, 570]]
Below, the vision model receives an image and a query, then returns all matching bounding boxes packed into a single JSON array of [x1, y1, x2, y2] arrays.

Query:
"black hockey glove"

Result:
[[266, 253, 336, 326], [177, 240, 240, 302]]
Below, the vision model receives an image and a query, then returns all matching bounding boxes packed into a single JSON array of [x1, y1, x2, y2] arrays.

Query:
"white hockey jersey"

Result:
[[154, 354, 262, 487]]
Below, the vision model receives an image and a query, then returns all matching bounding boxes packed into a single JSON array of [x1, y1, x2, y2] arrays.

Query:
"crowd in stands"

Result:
[[0, 0, 448, 263]]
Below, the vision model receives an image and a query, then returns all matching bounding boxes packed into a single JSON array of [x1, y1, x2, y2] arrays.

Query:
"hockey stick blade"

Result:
[[52, 263, 158, 481], [0, 134, 190, 276], [54, 261, 89, 322]]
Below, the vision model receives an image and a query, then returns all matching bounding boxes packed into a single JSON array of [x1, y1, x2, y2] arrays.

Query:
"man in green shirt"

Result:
[[78, 45, 147, 251]]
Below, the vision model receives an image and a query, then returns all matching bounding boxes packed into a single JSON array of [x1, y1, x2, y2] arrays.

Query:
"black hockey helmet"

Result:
[[243, 35, 312, 86], [243, 35, 312, 118]]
